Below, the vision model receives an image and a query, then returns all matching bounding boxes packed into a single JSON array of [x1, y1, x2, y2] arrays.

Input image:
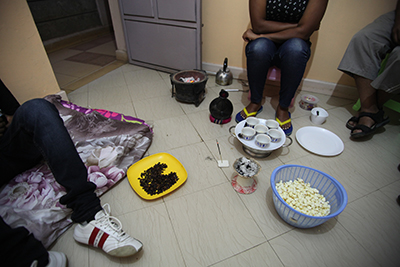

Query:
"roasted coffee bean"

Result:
[[138, 162, 179, 195]]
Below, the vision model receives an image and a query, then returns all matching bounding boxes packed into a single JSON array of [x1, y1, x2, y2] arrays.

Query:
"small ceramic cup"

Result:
[[245, 117, 260, 128], [254, 124, 268, 135], [310, 107, 329, 125], [255, 134, 271, 148], [265, 119, 279, 129], [241, 126, 256, 140], [267, 129, 282, 143]]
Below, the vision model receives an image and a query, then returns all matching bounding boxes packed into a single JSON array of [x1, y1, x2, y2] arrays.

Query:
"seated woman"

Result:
[[338, 1, 400, 139], [235, 0, 328, 136]]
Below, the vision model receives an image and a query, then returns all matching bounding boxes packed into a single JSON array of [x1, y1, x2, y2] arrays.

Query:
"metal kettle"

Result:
[[215, 58, 233, 85]]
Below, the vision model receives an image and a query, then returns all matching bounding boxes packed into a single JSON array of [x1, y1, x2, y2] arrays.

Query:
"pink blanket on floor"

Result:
[[0, 95, 153, 248]]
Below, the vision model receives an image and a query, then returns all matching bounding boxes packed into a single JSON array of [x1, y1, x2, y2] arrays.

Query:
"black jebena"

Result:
[[209, 89, 233, 124]]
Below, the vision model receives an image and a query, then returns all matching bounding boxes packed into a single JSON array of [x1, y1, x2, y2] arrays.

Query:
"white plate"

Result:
[[296, 126, 344, 156]]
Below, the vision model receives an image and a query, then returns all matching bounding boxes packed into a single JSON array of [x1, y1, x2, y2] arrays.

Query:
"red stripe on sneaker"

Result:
[[98, 232, 109, 249], [89, 227, 100, 246]]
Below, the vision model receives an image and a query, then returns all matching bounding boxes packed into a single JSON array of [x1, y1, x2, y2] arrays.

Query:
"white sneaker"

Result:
[[73, 204, 143, 257], [30, 251, 67, 267]]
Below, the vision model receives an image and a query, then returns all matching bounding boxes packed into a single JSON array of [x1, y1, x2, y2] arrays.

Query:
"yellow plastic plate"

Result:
[[127, 153, 187, 200]]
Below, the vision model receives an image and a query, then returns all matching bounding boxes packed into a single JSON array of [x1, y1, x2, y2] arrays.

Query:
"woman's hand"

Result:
[[242, 29, 261, 42], [248, 0, 328, 44], [249, 0, 298, 34]]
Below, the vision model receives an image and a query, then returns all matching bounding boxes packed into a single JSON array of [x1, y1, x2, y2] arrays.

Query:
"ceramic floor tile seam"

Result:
[[47, 48, 80, 64], [164, 183, 268, 266], [69, 36, 115, 52], [54, 70, 80, 79], [152, 134, 204, 152], [122, 69, 168, 85], [192, 127, 240, 146], [207, 240, 273, 267], [336, 204, 390, 256], [335, 220, 369, 254], [235, 194, 273, 242], [54, 72, 81, 88], [132, 95, 188, 119], [125, 81, 173, 102], [342, 140, 399, 180], [340, 189, 400, 223], [335, 191, 400, 266], [162, 178, 230, 204], [268, 226, 380, 267], [265, 242, 287, 267], [378, 181, 400, 202], [99, 196, 166, 217], [161, 198, 194, 267], [65, 51, 116, 67], [87, 82, 130, 94], [201, 149, 232, 178], [51, 43, 117, 88], [56, 61, 108, 86]]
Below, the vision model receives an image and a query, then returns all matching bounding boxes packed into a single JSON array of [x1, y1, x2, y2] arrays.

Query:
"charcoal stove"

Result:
[[170, 70, 208, 107]]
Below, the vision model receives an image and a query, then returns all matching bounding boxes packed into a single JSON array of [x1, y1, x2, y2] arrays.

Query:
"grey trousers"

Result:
[[338, 11, 400, 94]]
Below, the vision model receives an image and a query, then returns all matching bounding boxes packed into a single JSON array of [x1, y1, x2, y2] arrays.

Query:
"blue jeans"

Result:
[[246, 38, 311, 108], [0, 99, 101, 266]]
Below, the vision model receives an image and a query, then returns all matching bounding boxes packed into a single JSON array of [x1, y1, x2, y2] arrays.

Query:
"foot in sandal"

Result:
[[350, 110, 389, 139], [235, 104, 263, 123]]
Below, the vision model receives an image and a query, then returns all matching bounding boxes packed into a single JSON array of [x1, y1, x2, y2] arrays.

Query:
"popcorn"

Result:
[[276, 178, 330, 217]]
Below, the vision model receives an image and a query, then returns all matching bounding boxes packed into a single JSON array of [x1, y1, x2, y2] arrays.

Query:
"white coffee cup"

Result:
[[241, 127, 256, 140], [311, 107, 329, 125], [267, 129, 282, 143], [255, 134, 271, 148], [245, 117, 260, 128], [265, 119, 279, 129], [254, 124, 268, 135]]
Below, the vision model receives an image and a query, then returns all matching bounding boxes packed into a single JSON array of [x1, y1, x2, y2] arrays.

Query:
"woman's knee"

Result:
[[281, 38, 310, 58], [246, 38, 276, 59]]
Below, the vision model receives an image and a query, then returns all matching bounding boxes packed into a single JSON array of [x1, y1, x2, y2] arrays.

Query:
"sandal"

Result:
[[346, 116, 359, 130], [276, 112, 293, 136], [350, 110, 389, 139], [235, 106, 263, 123]]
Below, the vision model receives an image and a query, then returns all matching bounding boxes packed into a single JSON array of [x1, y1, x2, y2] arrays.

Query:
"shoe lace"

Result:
[[99, 203, 128, 239]]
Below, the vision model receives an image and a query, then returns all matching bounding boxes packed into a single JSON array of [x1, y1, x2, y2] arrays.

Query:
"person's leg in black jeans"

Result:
[[0, 99, 101, 266]]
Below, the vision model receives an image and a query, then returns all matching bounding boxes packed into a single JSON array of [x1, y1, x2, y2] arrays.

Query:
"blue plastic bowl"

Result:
[[271, 165, 348, 228]]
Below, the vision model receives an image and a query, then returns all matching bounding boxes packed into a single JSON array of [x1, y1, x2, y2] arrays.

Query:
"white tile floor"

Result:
[[47, 33, 124, 93], [51, 64, 400, 267]]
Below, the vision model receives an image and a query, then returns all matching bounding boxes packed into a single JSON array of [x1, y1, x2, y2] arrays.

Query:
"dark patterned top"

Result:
[[266, 0, 309, 23]]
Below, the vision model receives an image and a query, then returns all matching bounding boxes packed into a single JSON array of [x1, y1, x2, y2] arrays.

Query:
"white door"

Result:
[[119, 0, 202, 72]]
